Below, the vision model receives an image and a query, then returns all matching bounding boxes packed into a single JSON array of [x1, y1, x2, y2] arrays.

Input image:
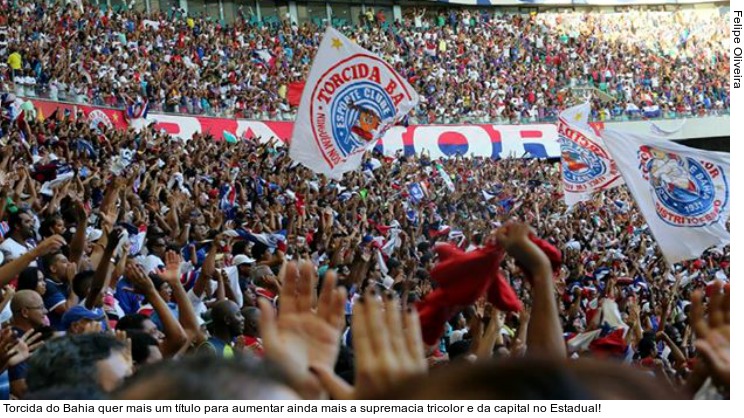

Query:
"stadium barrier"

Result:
[[26, 98, 728, 160]]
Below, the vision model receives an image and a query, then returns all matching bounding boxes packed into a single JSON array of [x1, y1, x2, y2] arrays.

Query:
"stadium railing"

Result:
[[8, 83, 729, 126]]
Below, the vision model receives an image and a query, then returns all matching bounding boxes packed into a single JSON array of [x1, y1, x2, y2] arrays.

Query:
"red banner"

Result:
[[33, 100, 128, 131], [27, 98, 564, 160]]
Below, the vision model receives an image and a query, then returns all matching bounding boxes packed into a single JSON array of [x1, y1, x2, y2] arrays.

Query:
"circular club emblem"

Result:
[[639, 146, 729, 227], [310, 54, 413, 167], [88, 109, 113, 132], [557, 121, 620, 194], [329, 81, 395, 157], [559, 136, 607, 185]]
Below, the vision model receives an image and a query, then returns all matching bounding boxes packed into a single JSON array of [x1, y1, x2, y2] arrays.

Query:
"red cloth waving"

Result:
[[416, 237, 561, 345]]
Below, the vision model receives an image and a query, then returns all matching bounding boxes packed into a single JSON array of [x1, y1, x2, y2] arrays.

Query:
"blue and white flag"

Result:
[[408, 182, 426, 203], [220, 185, 237, 212], [233, 229, 287, 251], [642, 104, 662, 119], [406, 209, 418, 224]]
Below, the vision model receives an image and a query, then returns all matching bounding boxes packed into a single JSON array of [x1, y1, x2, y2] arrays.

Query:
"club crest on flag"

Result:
[[290, 27, 419, 180], [88, 109, 113, 132], [638, 146, 729, 227], [558, 121, 619, 192], [560, 137, 607, 184], [311, 54, 413, 164]]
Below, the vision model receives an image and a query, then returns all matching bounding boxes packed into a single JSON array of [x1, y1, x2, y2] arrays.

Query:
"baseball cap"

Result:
[[61, 306, 105, 330], [233, 254, 256, 267]]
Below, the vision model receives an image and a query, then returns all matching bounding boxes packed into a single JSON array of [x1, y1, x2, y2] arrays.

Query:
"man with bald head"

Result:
[[199, 300, 244, 358], [8, 290, 49, 398], [11, 290, 49, 332]]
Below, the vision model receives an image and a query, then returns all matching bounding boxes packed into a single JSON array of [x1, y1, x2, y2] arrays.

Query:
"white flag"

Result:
[[289, 27, 419, 180], [602, 129, 730, 264], [436, 163, 455, 193], [558, 102, 624, 206]]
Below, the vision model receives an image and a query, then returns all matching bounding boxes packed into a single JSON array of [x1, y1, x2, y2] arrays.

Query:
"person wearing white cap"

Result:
[[221, 254, 255, 308]]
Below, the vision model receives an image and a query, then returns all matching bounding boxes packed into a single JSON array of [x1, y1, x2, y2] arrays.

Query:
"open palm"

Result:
[[259, 261, 347, 399], [0, 329, 44, 369], [691, 281, 730, 387]]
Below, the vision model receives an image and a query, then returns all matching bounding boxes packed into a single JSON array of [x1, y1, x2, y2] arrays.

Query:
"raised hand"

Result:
[[32, 235, 67, 258], [109, 329, 133, 369], [100, 210, 117, 230], [0, 329, 19, 370], [161, 250, 182, 285], [476, 308, 504, 360], [0, 329, 44, 370], [495, 223, 563, 359], [313, 289, 427, 400], [82, 321, 103, 334], [258, 261, 347, 399], [124, 261, 156, 295], [691, 281, 729, 387], [1, 285, 15, 304], [493, 222, 550, 276], [73, 199, 88, 223]]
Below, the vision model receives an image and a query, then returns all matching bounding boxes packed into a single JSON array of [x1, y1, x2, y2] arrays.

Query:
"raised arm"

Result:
[[84, 229, 123, 310], [125, 261, 188, 357], [162, 251, 208, 346], [495, 223, 566, 359], [0, 235, 66, 288], [194, 239, 218, 298], [69, 200, 89, 267]]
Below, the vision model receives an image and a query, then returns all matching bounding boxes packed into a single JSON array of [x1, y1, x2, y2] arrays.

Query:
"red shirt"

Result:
[[242, 336, 264, 356]]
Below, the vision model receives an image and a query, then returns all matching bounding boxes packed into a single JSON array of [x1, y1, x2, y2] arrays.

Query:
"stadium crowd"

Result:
[[0, 1, 731, 123], [0, 87, 731, 399]]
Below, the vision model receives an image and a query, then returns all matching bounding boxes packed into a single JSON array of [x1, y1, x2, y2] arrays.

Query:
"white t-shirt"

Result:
[[187, 281, 217, 326], [0, 237, 35, 265], [140, 254, 164, 274], [450, 328, 468, 344]]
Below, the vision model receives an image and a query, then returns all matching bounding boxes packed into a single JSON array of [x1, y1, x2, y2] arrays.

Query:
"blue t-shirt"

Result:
[[0, 370, 9, 400], [181, 242, 207, 268], [43, 279, 68, 331], [8, 328, 29, 383], [206, 337, 234, 358], [115, 278, 144, 315]]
